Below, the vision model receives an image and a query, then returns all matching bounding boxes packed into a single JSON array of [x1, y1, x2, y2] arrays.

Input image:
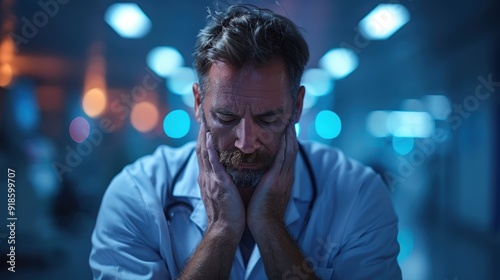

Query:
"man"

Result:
[[90, 4, 401, 280]]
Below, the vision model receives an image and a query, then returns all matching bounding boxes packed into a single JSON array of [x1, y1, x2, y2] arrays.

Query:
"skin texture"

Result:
[[178, 59, 318, 279]]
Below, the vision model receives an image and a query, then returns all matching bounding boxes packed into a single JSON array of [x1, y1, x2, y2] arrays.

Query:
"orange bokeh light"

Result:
[[130, 102, 159, 132], [0, 64, 13, 87], [83, 87, 107, 117], [0, 38, 15, 62]]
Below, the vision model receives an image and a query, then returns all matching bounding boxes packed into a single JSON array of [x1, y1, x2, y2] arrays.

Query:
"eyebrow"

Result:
[[212, 108, 236, 115], [212, 107, 284, 117], [255, 108, 284, 117]]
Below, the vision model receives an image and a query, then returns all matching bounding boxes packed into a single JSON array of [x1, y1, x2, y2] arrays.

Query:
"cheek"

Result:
[[258, 129, 275, 145], [209, 123, 236, 149], [259, 129, 285, 155], [260, 121, 288, 145]]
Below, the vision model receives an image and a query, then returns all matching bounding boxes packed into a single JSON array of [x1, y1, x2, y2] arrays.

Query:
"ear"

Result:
[[193, 83, 202, 124], [293, 85, 305, 123]]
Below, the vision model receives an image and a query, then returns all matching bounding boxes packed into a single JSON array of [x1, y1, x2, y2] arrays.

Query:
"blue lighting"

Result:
[[104, 3, 152, 39], [29, 162, 58, 199], [397, 227, 415, 262], [295, 123, 300, 137], [12, 80, 38, 132], [315, 110, 341, 139], [366, 110, 390, 138], [387, 111, 434, 138], [319, 48, 359, 80], [302, 93, 318, 111], [359, 4, 410, 40], [422, 95, 451, 120], [163, 110, 190, 138], [301, 68, 333, 96], [147, 46, 184, 78], [182, 93, 195, 108], [401, 99, 424, 111], [392, 128, 414, 155], [167, 67, 196, 95]]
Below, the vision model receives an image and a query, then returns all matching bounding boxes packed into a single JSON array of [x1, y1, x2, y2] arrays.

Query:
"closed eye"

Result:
[[217, 114, 239, 124], [258, 115, 278, 125]]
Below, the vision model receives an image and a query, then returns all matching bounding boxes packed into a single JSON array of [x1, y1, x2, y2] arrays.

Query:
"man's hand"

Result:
[[247, 123, 298, 232], [179, 126, 245, 280], [196, 125, 246, 237], [245, 124, 319, 279]]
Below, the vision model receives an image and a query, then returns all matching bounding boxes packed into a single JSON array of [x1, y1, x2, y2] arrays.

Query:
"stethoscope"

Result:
[[163, 143, 317, 275]]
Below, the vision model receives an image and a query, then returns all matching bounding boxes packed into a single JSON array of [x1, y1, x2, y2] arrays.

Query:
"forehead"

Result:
[[204, 60, 291, 111]]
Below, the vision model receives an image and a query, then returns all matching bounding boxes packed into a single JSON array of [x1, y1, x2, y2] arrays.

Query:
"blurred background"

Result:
[[0, 0, 499, 279]]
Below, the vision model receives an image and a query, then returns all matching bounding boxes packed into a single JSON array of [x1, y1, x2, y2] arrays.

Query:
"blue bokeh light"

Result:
[[147, 46, 184, 78], [397, 227, 415, 262], [182, 93, 195, 108], [366, 110, 390, 137], [392, 128, 415, 155], [315, 110, 342, 139], [319, 48, 359, 80], [387, 111, 434, 138], [12, 80, 38, 132], [167, 67, 196, 95], [302, 92, 318, 110], [301, 68, 334, 96], [422, 95, 451, 120], [163, 110, 190, 138], [104, 3, 152, 38], [359, 3, 410, 40]]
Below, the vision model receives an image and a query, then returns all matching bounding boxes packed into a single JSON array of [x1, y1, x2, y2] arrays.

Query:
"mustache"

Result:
[[219, 149, 273, 169]]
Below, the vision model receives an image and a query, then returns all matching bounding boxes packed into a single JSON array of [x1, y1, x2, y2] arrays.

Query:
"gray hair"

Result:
[[193, 4, 310, 100]]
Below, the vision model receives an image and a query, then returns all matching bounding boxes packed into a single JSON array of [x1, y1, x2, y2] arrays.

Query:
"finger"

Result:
[[270, 131, 287, 175], [196, 125, 210, 173], [201, 131, 211, 172], [195, 125, 203, 165], [284, 124, 298, 172], [205, 133, 228, 179]]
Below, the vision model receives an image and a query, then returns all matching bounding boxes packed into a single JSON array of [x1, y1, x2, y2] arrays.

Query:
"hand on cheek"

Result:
[[196, 125, 246, 237], [247, 124, 298, 232]]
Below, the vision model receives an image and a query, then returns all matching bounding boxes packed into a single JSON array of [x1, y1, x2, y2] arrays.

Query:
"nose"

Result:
[[234, 118, 261, 154]]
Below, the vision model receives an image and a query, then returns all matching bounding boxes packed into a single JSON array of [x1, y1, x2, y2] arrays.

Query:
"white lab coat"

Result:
[[89, 141, 401, 279]]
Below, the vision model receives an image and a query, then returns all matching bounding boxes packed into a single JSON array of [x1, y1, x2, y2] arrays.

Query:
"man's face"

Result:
[[194, 59, 303, 189]]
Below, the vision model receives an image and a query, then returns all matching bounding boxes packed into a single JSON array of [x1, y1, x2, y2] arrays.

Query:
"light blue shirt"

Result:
[[90, 141, 401, 279]]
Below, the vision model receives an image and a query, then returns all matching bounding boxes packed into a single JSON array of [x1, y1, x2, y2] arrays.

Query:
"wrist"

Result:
[[248, 218, 286, 241], [206, 221, 244, 244]]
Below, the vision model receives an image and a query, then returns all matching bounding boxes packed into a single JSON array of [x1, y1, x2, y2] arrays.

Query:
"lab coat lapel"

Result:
[[170, 152, 208, 233], [286, 149, 312, 229], [189, 199, 208, 232], [171, 151, 200, 199]]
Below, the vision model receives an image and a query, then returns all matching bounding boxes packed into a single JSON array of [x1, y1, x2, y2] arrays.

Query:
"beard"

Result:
[[218, 148, 274, 189]]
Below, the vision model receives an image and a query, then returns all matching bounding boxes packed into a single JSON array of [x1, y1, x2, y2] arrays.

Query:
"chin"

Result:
[[226, 168, 265, 189]]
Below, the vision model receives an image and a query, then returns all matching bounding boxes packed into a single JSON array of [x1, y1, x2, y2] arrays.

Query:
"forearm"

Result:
[[178, 227, 240, 280], [253, 223, 318, 280]]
